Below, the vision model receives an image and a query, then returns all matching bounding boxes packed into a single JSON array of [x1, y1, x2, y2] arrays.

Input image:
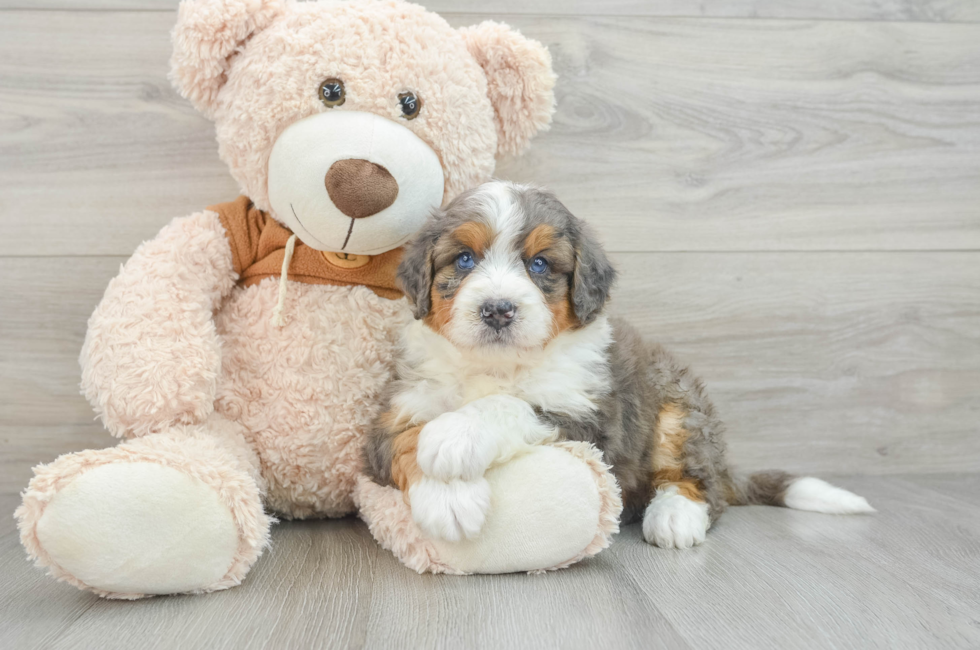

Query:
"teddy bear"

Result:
[[15, 0, 622, 598]]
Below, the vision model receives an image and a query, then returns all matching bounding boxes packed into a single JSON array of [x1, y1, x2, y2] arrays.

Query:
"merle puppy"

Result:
[[363, 181, 873, 547]]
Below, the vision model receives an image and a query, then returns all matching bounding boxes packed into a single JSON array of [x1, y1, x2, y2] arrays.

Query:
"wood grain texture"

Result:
[[2, 3, 978, 649], [2, 11, 979, 256], [2, 1, 979, 22], [3, 252, 976, 495], [2, 477, 978, 650]]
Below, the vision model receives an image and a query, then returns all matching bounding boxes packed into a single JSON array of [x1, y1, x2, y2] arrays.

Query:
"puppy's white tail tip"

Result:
[[783, 477, 876, 514]]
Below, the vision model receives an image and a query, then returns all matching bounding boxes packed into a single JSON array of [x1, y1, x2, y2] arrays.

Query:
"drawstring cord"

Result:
[[270, 233, 298, 327]]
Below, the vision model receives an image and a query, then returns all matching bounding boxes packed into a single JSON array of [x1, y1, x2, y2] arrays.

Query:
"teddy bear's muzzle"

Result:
[[324, 159, 399, 219]]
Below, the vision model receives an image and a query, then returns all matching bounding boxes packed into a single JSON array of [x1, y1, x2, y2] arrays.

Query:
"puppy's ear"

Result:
[[170, 0, 284, 118], [571, 223, 617, 325], [459, 21, 557, 157], [398, 224, 440, 320]]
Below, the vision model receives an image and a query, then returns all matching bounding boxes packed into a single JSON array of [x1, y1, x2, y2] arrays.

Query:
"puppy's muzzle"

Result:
[[480, 300, 517, 331]]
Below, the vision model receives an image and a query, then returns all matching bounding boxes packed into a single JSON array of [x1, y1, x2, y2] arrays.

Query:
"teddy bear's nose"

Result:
[[324, 159, 399, 219]]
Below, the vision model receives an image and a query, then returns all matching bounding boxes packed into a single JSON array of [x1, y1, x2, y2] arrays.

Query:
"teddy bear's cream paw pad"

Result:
[[428, 444, 605, 573], [642, 486, 710, 550], [409, 476, 491, 542], [36, 462, 240, 595]]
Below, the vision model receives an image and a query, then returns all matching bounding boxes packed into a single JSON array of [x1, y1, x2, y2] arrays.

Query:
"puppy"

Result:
[[362, 181, 874, 548]]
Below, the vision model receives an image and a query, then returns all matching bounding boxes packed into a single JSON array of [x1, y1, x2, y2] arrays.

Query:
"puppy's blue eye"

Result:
[[529, 256, 549, 274], [456, 252, 475, 270]]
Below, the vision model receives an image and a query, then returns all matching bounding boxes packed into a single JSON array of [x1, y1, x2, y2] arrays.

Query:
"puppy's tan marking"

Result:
[[452, 221, 493, 256], [652, 403, 705, 502], [390, 424, 425, 502], [424, 266, 457, 334], [548, 296, 578, 338], [523, 224, 580, 338], [523, 223, 557, 258]]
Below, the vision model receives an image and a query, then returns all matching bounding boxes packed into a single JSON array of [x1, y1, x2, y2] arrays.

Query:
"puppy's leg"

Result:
[[642, 403, 716, 550], [367, 412, 491, 542], [417, 394, 556, 482]]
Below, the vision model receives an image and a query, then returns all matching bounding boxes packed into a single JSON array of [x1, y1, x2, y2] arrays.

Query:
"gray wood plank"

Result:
[[2, 2, 978, 23], [0, 256, 121, 496], [610, 251, 980, 478], [38, 518, 376, 650], [2, 11, 979, 256], [608, 475, 980, 650], [901, 472, 980, 507], [2, 252, 977, 496], [0, 497, 102, 650], [361, 551, 689, 650], [2, 477, 979, 650]]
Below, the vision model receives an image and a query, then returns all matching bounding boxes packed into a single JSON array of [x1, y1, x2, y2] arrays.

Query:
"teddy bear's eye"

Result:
[[319, 78, 345, 108], [398, 91, 421, 120]]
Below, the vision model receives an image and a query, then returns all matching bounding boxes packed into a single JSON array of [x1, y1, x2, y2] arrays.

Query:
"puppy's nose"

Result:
[[324, 159, 399, 219], [480, 300, 517, 331]]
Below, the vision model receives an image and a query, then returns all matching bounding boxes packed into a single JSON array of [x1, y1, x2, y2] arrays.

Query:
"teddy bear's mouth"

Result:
[[290, 203, 411, 255], [288, 203, 330, 250], [341, 217, 356, 250]]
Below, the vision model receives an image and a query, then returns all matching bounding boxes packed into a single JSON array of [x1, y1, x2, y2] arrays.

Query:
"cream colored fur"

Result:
[[37, 463, 241, 596], [354, 442, 622, 574], [17, 0, 613, 597]]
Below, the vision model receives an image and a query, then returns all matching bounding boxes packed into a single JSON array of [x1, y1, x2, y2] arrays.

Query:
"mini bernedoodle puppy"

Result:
[[363, 181, 874, 549]]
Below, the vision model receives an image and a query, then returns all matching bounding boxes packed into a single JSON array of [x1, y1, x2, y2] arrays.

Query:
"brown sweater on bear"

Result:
[[210, 196, 404, 300]]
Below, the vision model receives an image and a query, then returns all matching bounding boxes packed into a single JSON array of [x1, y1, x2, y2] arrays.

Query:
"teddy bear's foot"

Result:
[[16, 418, 271, 598], [355, 441, 622, 575]]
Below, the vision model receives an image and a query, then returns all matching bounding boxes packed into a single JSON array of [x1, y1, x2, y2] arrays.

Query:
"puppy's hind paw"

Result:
[[642, 487, 710, 550], [408, 476, 492, 542]]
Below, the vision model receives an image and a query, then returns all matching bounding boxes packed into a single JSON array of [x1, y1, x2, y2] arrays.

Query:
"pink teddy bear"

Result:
[[16, 0, 620, 598]]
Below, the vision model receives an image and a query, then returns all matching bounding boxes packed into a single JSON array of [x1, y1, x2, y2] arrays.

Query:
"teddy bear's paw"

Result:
[[408, 476, 492, 542], [30, 461, 247, 596], [642, 486, 710, 550], [417, 412, 498, 482]]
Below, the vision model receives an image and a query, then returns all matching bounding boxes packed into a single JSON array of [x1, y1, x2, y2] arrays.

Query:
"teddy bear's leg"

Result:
[[355, 441, 622, 575], [15, 414, 270, 599]]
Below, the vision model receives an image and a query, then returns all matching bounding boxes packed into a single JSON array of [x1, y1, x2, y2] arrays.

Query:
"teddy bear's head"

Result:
[[171, 0, 555, 255]]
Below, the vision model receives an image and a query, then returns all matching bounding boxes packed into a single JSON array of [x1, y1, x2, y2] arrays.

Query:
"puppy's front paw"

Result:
[[408, 477, 491, 542], [417, 412, 497, 481], [642, 488, 710, 550]]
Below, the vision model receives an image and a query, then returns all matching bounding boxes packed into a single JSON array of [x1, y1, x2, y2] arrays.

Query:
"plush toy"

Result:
[[15, 0, 621, 597]]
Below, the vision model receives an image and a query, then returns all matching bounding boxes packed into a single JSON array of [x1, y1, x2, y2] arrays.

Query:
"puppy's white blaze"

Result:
[[642, 485, 711, 550], [408, 476, 492, 542], [479, 180, 524, 253], [783, 477, 876, 514]]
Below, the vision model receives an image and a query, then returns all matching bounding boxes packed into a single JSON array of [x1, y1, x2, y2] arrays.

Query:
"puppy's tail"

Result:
[[723, 471, 875, 514]]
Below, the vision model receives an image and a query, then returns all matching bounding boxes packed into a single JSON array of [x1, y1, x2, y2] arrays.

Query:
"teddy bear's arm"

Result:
[[80, 210, 238, 438]]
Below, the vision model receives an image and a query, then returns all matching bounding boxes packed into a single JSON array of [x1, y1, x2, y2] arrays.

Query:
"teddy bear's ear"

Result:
[[459, 21, 557, 157], [170, 0, 284, 117]]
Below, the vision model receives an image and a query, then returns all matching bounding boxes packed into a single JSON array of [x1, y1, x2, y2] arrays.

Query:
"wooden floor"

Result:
[[3, 475, 980, 649], [1, 0, 978, 648]]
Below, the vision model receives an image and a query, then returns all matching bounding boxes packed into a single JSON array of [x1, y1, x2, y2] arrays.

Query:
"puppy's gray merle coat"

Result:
[[363, 181, 873, 547]]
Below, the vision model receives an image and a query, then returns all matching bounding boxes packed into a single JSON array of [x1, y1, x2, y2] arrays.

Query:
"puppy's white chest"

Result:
[[459, 374, 515, 405]]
